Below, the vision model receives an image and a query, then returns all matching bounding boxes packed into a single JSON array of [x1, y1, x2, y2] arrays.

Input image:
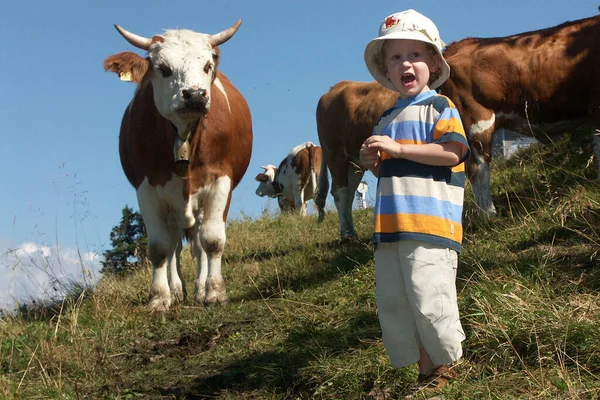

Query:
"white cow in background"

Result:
[[255, 142, 325, 218]]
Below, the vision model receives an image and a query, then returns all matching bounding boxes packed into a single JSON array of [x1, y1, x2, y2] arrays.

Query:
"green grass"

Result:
[[2, 130, 600, 399]]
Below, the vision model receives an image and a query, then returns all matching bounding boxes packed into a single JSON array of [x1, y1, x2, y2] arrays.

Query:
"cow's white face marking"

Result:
[[469, 113, 496, 138], [255, 165, 277, 197], [148, 30, 217, 134]]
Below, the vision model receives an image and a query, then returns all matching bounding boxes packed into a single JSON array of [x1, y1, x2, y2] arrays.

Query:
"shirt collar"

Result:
[[395, 90, 436, 108]]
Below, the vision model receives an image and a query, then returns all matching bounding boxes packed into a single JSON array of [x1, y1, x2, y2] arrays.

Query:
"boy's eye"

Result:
[[411, 52, 421, 58]]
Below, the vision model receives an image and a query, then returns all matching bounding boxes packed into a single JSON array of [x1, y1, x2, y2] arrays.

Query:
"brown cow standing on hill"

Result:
[[104, 21, 253, 311], [317, 14, 600, 237], [439, 14, 600, 215]]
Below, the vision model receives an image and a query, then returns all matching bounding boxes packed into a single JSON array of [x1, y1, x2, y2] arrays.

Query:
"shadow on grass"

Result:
[[148, 311, 382, 399], [223, 245, 295, 265], [229, 236, 373, 303]]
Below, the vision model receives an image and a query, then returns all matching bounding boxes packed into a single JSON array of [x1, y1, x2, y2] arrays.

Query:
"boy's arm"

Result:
[[363, 99, 470, 167], [362, 136, 467, 167], [392, 141, 466, 166]]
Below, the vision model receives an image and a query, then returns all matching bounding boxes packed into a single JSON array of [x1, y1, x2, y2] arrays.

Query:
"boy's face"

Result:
[[383, 39, 440, 98]]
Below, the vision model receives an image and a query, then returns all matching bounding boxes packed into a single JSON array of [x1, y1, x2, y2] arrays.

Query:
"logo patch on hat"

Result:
[[384, 16, 400, 30]]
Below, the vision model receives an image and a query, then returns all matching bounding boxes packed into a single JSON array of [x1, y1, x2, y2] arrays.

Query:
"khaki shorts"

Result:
[[375, 240, 465, 368]]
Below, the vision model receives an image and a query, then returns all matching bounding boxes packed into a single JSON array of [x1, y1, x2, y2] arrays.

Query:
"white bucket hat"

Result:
[[364, 9, 450, 91]]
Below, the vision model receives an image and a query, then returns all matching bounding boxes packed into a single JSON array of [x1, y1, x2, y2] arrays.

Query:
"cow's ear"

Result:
[[103, 52, 150, 84], [255, 173, 268, 182]]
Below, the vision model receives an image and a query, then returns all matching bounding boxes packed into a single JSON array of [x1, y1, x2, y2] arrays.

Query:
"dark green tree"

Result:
[[101, 205, 148, 276]]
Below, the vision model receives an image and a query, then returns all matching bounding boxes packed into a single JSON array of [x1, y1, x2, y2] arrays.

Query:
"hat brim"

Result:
[[364, 32, 450, 92]]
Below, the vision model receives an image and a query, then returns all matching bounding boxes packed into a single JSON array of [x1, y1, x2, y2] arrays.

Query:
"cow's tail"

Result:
[[314, 146, 329, 223]]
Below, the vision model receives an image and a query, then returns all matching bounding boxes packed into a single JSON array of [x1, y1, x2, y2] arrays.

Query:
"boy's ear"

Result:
[[430, 54, 441, 73]]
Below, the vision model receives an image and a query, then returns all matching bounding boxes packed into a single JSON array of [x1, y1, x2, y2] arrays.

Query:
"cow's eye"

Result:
[[158, 65, 172, 78], [203, 61, 213, 74]]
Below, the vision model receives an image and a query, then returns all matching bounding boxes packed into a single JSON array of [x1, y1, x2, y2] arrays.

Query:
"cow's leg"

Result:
[[168, 239, 186, 303], [468, 147, 496, 215], [467, 113, 497, 215], [295, 183, 308, 216], [594, 126, 600, 181], [278, 197, 294, 214], [192, 212, 209, 304], [332, 166, 364, 238], [137, 182, 179, 311], [194, 176, 231, 305], [346, 164, 364, 216], [315, 158, 329, 222], [332, 187, 352, 237]]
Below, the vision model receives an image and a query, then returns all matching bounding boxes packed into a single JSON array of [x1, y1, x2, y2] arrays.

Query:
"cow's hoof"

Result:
[[203, 278, 227, 305], [148, 296, 171, 312], [170, 285, 185, 304], [340, 233, 357, 243], [194, 290, 207, 305], [204, 290, 228, 305]]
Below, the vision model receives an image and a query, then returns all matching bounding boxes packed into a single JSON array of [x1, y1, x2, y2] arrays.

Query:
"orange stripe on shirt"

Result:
[[451, 163, 465, 173], [374, 212, 463, 242], [433, 116, 466, 141]]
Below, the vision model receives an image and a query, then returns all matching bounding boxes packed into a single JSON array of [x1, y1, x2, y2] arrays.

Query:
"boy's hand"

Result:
[[362, 135, 402, 159], [359, 142, 381, 169]]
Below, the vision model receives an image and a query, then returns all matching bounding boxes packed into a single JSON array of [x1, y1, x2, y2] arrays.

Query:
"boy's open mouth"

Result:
[[401, 73, 416, 85]]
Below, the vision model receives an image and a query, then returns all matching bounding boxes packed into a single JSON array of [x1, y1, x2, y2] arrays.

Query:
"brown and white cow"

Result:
[[104, 21, 252, 311], [254, 142, 325, 218], [439, 14, 600, 215], [315, 81, 397, 237]]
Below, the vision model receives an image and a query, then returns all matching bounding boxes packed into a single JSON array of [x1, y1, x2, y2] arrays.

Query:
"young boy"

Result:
[[360, 9, 470, 388]]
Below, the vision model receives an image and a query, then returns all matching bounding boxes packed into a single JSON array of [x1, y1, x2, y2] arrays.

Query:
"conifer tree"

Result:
[[101, 205, 147, 276]]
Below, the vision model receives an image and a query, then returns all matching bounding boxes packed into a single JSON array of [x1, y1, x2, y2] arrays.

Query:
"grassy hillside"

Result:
[[2, 130, 600, 399]]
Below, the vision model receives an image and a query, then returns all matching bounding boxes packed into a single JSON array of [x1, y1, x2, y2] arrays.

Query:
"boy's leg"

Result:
[[375, 242, 420, 368], [418, 347, 437, 375], [402, 242, 465, 366]]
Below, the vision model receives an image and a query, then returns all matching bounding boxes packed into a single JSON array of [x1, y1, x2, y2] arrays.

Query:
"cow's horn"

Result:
[[114, 24, 153, 51], [260, 165, 269, 171], [208, 20, 242, 48]]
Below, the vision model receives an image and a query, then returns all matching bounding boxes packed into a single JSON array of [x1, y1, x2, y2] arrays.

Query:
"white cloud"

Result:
[[0, 239, 103, 312]]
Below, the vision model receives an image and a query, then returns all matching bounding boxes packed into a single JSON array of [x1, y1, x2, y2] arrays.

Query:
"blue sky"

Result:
[[0, 0, 596, 306]]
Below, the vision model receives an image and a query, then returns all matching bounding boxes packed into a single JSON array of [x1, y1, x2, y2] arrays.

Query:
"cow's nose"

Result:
[[182, 88, 208, 108]]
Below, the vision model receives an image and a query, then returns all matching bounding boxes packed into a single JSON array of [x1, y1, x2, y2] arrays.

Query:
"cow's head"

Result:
[[110, 20, 241, 137], [255, 165, 278, 197]]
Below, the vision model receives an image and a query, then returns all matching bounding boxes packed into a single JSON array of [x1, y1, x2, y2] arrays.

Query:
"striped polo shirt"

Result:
[[372, 90, 470, 253]]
